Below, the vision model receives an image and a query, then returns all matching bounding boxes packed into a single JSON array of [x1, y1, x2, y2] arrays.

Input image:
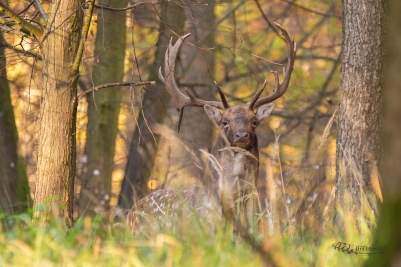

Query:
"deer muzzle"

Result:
[[233, 129, 251, 148]]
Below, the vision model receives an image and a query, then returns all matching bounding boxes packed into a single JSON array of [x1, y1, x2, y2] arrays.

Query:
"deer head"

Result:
[[204, 102, 274, 150], [158, 23, 296, 135]]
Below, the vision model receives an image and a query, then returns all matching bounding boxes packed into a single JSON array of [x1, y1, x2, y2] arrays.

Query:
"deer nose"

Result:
[[234, 130, 249, 140]]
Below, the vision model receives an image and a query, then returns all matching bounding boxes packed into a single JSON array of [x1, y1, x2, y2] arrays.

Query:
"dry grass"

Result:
[[0, 113, 378, 267]]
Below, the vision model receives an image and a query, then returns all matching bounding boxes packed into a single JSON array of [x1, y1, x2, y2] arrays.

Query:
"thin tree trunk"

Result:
[[34, 0, 83, 226], [118, 3, 185, 210], [79, 0, 127, 218], [0, 33, 30, 215], [335, 0, 385, 215]]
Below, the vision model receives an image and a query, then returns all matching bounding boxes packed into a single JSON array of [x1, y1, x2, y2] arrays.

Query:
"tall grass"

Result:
[[0, 212, 263, 267], [0, 199, 373, 267], [0, 114, 378, 266]]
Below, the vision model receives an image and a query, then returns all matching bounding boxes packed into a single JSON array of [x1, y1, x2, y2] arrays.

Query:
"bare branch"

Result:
[[281, 0, 341, 19], [0, 38, 42, 59], [180, 0, 246, 77], [34, 0, 48, 23], [77, 81, 156, 100], [87, 1, 167, 12], [72, 0, 95, 75], [254, 0, 284, 40], [303, 55, 341, 160], [0, 2, 43, 39], [18, 1, 35, 15], [0, 20, 31, 37]]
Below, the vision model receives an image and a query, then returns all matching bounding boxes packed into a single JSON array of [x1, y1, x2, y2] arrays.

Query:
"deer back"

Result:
[[126, 186, 221, 236]]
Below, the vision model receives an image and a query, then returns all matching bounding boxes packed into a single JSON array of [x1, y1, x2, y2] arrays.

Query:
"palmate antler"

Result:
[[158, 34, 226, 132], [158, 23, 296, 131]]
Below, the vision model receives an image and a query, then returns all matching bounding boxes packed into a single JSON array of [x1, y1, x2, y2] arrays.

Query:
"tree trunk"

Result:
[[79, 0, 127, 218], [159, 0, 216, 184], [364, 1, 401, 265], [118, 3, 185, 210], [335, 0, 385, 214], [34, 0, 83, 226], [0, 33, 30, 215]]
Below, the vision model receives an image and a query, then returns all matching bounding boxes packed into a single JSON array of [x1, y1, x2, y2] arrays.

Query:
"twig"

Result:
[[18, 1, 35, 15], [77, 81, 156, 100], [87, 1, 168, 12], [281, 0, 341, 19], [0, 40, 42, 59], [254, 0, 284, 40], [297, 3, 336, 46], [303, 55, 340, 161], [180, 0, 246, 77], [34, 0, 48, 23], [0, 2, 43, 38]]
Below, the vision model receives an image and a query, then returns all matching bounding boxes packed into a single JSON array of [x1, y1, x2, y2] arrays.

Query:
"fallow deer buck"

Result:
[[127, 23, 296, 235]]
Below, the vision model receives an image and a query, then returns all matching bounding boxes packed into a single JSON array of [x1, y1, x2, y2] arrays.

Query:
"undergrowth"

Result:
[[0, 111, 379, 266], [0, 208, 373, 267]]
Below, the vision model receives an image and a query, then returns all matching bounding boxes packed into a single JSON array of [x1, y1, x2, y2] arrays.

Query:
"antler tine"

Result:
[[158, 33, 225, 131], [214, 81, 229, 109], [158, 33, 192, 112], [247, 80, 267, 110], [247, 23, 296, 109]]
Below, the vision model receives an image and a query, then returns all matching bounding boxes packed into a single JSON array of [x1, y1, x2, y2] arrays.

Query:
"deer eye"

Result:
[[222, 121, 228, 126], [252, 121, 258, 126]]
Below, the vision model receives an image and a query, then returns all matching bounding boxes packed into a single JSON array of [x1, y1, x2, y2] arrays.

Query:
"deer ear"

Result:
[[255, 103, 274, 122], [204, 105, 222, 122]]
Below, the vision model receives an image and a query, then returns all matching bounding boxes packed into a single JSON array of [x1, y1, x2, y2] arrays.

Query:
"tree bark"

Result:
[[335, 0, 385, 213], [0, 33, 30, 215], [79, 0, 127, 218], [118, 3, 185, 210], [364, 1, 401, 266], [34, 0, 84, 226]]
